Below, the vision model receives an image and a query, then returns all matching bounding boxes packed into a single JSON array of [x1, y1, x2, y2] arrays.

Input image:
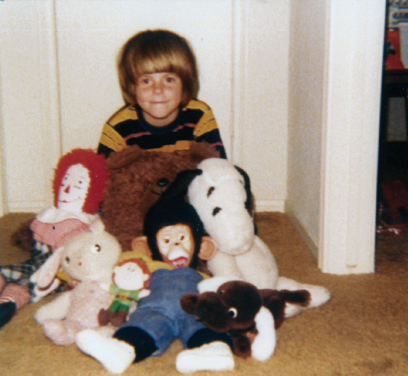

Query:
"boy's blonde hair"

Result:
[[118, 29, 199, 107]]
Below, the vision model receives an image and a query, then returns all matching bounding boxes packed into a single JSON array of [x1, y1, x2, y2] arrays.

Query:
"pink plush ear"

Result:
[[31, 246, 65, 289]]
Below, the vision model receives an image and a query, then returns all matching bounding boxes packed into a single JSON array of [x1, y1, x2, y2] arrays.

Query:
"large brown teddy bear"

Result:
[[100, 142, 219, 251], [11, 142, 219, 254]]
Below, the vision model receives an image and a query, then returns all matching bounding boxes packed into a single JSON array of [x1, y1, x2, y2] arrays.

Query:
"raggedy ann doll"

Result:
[[0, 149, 109, 328], [76, 197, 235, 374]]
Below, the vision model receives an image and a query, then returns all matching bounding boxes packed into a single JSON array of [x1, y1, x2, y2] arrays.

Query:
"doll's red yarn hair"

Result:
[[53, 149, 109, 214]]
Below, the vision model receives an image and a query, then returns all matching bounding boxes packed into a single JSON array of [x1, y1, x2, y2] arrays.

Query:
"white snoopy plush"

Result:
[[167, 158, 330, 318]]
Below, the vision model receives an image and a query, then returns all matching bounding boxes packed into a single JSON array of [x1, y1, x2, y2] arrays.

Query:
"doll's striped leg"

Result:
[[0, 276, 30, 328]]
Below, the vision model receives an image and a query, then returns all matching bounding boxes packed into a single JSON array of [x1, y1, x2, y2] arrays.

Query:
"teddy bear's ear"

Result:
[[198, 236, 217, 261], [107, 145, 143, 170], [180, 294, 199, 314], [131, 236, 152, 257]]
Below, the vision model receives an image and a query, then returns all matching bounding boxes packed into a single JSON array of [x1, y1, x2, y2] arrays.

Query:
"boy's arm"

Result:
[[193, 107, 227, 159], [97, 105, 136, 157], [97, 123, 127, 157]]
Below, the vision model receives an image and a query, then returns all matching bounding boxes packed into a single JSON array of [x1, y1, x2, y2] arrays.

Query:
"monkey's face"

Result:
[[156, 224, 196, 268]]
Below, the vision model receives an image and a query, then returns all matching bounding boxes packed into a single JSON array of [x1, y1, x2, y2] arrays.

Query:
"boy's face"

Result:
[[135, 72, 183, 127]]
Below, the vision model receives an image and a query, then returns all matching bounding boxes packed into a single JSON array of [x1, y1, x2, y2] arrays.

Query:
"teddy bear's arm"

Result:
[[35, 291, 71, 324]]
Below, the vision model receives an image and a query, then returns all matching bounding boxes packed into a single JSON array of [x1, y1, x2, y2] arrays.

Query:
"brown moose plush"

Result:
[[11, 142, 219, 253], [180, 278, 310, 361]]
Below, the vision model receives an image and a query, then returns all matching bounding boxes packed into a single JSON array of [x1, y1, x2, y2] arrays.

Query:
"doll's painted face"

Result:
[[113, 261, 150, 291], [58, 164, 91, 213]]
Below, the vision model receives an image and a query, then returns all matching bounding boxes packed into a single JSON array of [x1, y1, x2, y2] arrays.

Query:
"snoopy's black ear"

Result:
[[234, 166, 252, 212], [160, 169, 203, 201], [235, 166, 257, 233]]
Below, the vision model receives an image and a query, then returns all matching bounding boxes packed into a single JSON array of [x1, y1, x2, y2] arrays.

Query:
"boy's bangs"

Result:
[[135, 51, 186, 78]]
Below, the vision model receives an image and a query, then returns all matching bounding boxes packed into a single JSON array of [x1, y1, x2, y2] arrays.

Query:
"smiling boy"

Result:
[[97, 29, 226, 159]]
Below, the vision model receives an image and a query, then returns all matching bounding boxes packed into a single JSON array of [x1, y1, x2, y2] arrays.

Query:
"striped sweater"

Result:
[[97, 99, 226, 158]]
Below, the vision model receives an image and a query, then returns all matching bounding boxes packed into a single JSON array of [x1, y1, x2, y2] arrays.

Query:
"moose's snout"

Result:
[[195, 305, 207, 321]]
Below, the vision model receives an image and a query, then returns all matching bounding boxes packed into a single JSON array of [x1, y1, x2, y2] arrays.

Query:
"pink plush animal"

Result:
[[34, 219, 121, 345]]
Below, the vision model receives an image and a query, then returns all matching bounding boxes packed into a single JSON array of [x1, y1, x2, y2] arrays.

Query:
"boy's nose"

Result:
[[64, 185, 70, 193], [153, 81, 164, 93]]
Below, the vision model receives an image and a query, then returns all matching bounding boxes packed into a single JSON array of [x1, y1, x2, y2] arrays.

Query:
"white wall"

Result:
[[286, 0, 385, 274], [287, 0, 326, 248], [0, 0, 290, 214], [0, 0, 61, 212]]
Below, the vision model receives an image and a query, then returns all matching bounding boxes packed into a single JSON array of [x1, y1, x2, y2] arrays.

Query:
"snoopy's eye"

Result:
[[91, 244, 101, 253], [228, 308, 238, 318], [65, 257, 70, 264], [212, 207, 222, 216], [207, 187, 215, 197]]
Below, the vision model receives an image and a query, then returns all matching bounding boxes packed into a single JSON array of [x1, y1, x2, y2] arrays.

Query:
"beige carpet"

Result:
[[0, 212, 407, 376]]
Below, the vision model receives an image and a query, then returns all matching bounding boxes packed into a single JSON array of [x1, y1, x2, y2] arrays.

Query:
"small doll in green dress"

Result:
[[99, 258, 151, 327]]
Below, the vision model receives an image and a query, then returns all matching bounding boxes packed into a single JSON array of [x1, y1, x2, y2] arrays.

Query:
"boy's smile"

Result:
[[135, 72, 183, 127]]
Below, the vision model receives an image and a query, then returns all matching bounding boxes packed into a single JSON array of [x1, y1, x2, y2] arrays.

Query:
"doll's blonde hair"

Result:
[[118, 29, 199, 107]]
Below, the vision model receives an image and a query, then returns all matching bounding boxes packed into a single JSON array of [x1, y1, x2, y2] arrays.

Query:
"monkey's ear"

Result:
[[198, 236, 218, 261], [131, 236, 152, 257]]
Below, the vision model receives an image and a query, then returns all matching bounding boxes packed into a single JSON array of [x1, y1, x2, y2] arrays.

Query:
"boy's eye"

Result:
[[138, 77, 151, 85]]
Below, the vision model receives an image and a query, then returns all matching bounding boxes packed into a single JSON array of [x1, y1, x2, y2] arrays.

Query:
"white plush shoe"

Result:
[[76, 329, 135, 374], [176, 341, 234, 374]]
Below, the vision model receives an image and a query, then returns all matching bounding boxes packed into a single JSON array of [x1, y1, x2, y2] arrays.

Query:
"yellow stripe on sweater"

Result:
[[193, 110, 219, 137], [99, 124, 127, 152]]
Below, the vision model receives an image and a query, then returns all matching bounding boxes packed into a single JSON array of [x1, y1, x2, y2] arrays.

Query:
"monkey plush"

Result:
[[76, 198, 236, 374], [132, 196, 216, 273]]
